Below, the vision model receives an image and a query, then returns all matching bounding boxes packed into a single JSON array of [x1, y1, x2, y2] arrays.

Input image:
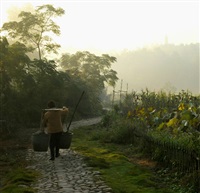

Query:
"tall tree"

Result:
[[0, 36, 32, 126], [60, 51, 118, 89], [60, 51, 118, 114], [2, 4, 65, 60], [0, 36, 71, 128]]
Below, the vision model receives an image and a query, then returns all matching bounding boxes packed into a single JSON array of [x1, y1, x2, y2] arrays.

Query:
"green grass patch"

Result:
[[0, 167, 40, 193], [71, 125, 176, 193]]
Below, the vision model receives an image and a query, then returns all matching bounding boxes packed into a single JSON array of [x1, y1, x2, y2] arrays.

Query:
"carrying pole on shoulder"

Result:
[[67, 91, 85, 132]]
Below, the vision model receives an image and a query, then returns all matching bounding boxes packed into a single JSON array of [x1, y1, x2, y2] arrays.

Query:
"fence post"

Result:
[[195, 155, 200, 193]]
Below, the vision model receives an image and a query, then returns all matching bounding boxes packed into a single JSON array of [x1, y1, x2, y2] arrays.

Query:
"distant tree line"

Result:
[[0, 4, 118, 130], [114, 43, 199, 93]]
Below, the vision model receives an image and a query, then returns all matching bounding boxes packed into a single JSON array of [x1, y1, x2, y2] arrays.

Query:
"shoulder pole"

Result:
[[67, 91, 85, 132]]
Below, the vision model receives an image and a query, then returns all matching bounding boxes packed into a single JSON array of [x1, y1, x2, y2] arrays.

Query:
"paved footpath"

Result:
[[66, 117, 102, 130], [26, 117, 112, 193]]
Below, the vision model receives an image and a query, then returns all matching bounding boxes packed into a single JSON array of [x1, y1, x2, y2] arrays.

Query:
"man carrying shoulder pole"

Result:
[[42, 100, 69, 161]]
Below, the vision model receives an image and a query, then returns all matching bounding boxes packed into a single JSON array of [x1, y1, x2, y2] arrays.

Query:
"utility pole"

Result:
[[112, 79, 128, 110], [112, 87, 115, 108], [119, 80, 123, 108], [119, 79, 128, 109]]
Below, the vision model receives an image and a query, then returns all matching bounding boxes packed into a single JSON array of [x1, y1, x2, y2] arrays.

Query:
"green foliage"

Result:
[[0, 4, 119, 131], [71, 125, 178, 193], [99, 111, 147, 144], [60, 51, 117, 84], [0, 34, 119, 129], [84, 156, 110, 169], [2, 4, 65, 59], [0, 168, 39, 193], [99, 90, 199, 192], [123, 90, 200, 146], [0, 41, 71, 128], [60, 51, 118, 89], [59, 51, 118, 115]]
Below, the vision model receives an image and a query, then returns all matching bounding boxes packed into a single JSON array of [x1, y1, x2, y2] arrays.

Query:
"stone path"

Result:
[[26, 149, 112, 193], [27, 117, 113, 193], [65, 117, 102, 130]]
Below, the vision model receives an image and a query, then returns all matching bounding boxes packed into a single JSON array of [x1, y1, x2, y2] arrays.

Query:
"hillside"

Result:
[[112, 43, 199, 94]]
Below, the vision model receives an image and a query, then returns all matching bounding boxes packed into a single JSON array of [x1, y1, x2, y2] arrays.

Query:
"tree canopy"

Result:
[[0, 4, 118, 130], [0, 36, 118, 129], [2, 4, 65, 60], [60, 51, 118, 114], [60, 51, 118, 87]]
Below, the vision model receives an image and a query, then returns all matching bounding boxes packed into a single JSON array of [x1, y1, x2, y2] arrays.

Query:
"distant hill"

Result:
[[112, 43, 199, 94]]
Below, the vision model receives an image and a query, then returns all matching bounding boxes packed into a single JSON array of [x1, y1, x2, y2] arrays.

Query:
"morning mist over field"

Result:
[[112, 43, 199, 94], [1, 1, 199, 94]]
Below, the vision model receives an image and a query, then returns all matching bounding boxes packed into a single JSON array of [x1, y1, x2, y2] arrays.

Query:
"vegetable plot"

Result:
[[118, 90, 200, 192]]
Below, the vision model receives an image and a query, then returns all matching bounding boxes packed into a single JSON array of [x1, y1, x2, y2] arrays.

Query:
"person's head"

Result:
[[47, 100, 56, 108]]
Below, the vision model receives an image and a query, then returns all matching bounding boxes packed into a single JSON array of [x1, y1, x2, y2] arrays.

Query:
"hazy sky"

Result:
[[0, 0, 199, 54]]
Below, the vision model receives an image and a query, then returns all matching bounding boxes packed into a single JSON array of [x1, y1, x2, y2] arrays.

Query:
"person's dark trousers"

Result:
[[49, 132, 62, 159]]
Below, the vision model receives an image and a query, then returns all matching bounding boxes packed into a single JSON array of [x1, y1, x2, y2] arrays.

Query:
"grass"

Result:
[[71, 125, 177, 193], [0, 134, 40, 193], [0, 167, 40, 193]]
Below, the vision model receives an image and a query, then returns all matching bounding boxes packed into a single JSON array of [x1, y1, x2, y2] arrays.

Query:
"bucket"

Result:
[[32, 131, 49, 152], [59, 132, 73, 149]]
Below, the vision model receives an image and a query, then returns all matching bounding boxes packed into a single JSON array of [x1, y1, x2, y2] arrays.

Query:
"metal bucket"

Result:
[[59, 132, 73, 149], [32, 131, 49, 152]]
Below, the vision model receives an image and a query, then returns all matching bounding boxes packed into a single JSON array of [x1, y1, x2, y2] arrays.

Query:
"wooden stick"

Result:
[[67, 91, 85, 132]]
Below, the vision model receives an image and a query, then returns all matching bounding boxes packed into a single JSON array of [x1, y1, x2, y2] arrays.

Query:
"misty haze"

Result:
[[1, 2, 199, 96], [0, 2, 200, 193], [112, 43, 199, 94]]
